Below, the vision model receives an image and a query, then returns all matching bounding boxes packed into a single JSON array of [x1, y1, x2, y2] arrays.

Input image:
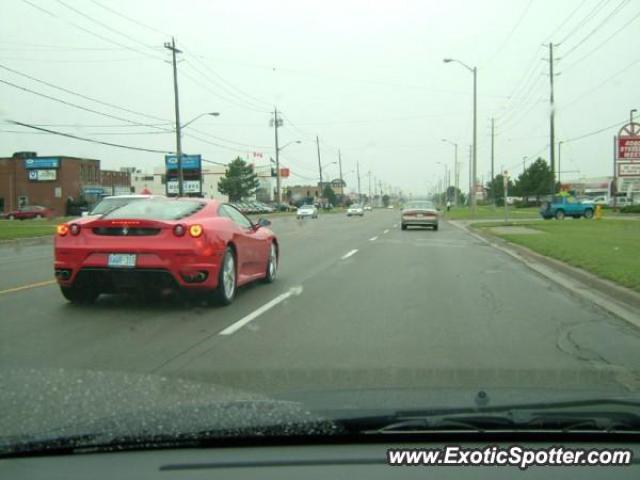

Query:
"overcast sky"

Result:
[[1, 0, 639, 195]]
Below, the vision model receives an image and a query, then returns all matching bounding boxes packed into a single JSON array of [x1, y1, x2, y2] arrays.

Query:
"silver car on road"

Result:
[[401, 200, 439, 231]]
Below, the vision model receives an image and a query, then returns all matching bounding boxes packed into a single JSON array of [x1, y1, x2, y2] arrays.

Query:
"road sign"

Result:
[[167, 180, 201, 194], [618, 122, 640, 160]]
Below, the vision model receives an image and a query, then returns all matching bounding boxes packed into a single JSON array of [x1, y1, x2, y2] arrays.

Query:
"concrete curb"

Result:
[[449, 220, 640, 330]]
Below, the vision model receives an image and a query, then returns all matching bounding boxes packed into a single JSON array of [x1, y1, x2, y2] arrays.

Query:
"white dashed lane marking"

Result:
[[341, 249, 359, 260]]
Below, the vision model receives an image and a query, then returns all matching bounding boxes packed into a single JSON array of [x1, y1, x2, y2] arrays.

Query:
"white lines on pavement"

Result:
[[341, 249, 358, 260], [218, 285, 304, 336], [383, 229, 390, 234], [369, 236, 378, 241]]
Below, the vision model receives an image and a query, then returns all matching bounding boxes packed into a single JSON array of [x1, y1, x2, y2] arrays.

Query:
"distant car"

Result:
[[297, 204, 318, 219], [364, 205, 372, 211], [1, 205, 53, 220], [347, 204, 364, 216], [401, 200, 439, 231], [387, 205, 394, 209], [540, 195, 594, 220], [85, 195, 162, 217], [54, 199, 278, 305], [591, 196, 609, 206]]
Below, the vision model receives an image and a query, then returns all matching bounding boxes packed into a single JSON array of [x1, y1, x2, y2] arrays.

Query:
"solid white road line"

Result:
[[341, 249, 358, 260], [383, 229, 389, 234], [218, 286, 304, 336], [369, 236, 378, 241]]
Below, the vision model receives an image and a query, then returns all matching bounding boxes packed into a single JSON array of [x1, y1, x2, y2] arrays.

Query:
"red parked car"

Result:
[[54, 198, 278, 305], [1, 205, 53, 220]]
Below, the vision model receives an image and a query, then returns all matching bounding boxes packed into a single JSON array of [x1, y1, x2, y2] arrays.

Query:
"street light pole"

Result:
[[338, 149, 344, 204], [443, 58, 477, 213], [316, 135, 323, 202]]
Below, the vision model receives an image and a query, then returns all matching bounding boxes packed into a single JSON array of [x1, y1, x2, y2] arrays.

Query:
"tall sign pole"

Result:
[[273, 108, 281, 204]]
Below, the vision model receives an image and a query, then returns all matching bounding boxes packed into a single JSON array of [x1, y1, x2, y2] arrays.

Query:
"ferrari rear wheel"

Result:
[[60, 285, 99, 304], [213, 247, 236, 305], [264, 242, 278, 283]]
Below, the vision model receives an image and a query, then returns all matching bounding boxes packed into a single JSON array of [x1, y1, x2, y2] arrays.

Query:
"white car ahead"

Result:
[[297, 204, 318, 219], [347, 204, 365, 216]]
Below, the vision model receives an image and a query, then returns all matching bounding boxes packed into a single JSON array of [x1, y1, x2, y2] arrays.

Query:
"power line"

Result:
[[0, 78, 174, 129], [53, 0, 161, 55], [557, 0, 612, 44], [559, 55, 640, 109], [0, 63, 170, 123], [89, 0, 170, 36], [563, 7, 640, 69], [542, 0, 589, 41], [564, 116, 630, 143], [483, 0, 534, 66], [19, 0, 164, 62], [561, 0, 630, 57], [7, 120, 172, 154]]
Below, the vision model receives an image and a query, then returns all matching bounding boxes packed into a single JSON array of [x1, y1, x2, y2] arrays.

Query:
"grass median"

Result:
[[444, 205, 540, 220], [474, 219, 640, 292]]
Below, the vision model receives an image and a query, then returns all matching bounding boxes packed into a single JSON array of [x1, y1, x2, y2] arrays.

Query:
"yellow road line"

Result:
[[0, 279, 56, 295]]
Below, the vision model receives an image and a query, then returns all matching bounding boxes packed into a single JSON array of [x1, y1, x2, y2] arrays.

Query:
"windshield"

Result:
[[405, 201, 435, 210], [90, 197, 144, 215], [2, 0, 640, 464], [103, 199, 204, 220]]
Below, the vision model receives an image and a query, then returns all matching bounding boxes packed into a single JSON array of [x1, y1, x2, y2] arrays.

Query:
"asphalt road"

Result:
[[1, 209, 640, 400]]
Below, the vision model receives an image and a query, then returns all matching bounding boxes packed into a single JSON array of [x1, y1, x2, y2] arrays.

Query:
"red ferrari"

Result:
[[54, 198, 278, 305]]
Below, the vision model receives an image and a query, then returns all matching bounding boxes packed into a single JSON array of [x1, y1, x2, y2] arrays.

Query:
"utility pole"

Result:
[[316, 135, 323, 203], [490, 117, 495, 204], [368, 170, 371, 205], [338, 149, 344, 204], [453, 144, 459, 206], [472, 66, 477, 213], [164, 37, 183, 196], [547, 42, 557, 195], [356, 161, 361, 204], [558, 140, 563, 184], [468, 145, 473, 205], [273, 108, 282, 203]]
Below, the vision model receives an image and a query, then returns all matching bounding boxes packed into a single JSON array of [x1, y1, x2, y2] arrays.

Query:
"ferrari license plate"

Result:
[[108, 254, 136, 268]]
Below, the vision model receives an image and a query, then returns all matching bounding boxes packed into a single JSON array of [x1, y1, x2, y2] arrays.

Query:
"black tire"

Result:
[[401, 224, 407, 230], [433, 224, 439, 231], [584, 208, 594, 219], [60, 285, 99, 304], [263, 242, 278, 283], [555, 210, 565, 220], [213, 247, 237, 306]]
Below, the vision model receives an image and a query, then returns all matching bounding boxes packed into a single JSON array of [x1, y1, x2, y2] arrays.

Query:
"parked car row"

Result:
[[229, 201, 275, 215]]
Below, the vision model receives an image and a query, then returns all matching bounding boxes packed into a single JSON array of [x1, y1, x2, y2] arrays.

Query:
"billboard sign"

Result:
[[28, 169, 57, 181], [619, 162, 640, 177], [24, 157, 60, 169], [618, 138, 640, 160], [165, 154, 202, 170], [167, 180, 201, 194]]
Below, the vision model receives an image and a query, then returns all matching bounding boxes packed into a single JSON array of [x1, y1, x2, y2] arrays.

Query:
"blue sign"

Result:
[[165, 154, 201, 170], [83, 187, 106, 195], [24, 157, 60, 169]]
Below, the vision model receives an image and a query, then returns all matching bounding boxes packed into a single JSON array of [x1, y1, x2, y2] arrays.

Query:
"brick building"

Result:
[[0, 152, 131, 215]]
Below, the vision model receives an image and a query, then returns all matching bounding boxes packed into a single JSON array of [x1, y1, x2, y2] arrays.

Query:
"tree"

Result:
[[486, 174, 514, 206], [382, 194, 390, 207], [217, 157, 260, 202], [513, 157, 554, 202], [322, 185, 337, 207]]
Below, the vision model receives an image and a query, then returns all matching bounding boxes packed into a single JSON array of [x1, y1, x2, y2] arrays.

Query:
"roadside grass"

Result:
[[475, 219, 640, 292], [444, 205, 539, 220], [0, 223, 56, 240]]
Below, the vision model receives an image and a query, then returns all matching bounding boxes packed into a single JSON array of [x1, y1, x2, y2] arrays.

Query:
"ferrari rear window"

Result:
[[103, 199, 205, 221]]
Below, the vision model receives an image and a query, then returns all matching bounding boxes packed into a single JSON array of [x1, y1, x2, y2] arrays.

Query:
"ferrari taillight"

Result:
[[189, 224, 203, 238], [56, 224, 69, 236], [70, 223, 81, 235]]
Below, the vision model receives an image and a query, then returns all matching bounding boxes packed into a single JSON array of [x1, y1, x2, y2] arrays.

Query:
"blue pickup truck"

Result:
[[540, 196, 595, 220]]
